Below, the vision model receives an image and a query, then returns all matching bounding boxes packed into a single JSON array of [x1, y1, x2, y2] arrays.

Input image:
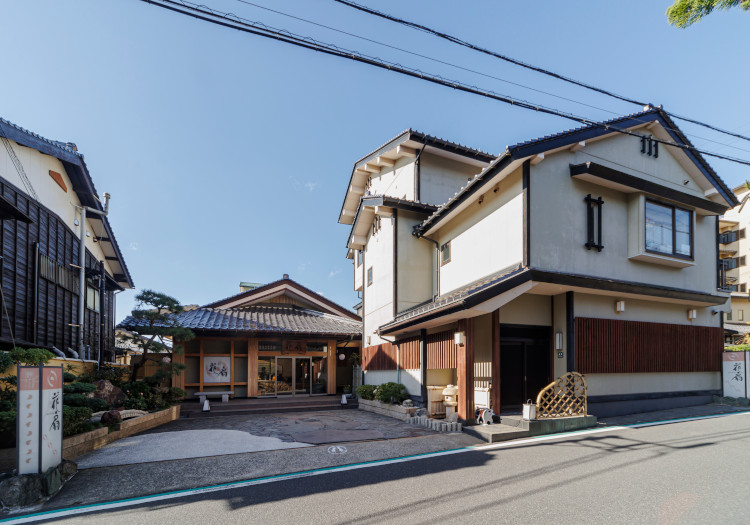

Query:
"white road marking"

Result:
[[3, 410, 748, 524]]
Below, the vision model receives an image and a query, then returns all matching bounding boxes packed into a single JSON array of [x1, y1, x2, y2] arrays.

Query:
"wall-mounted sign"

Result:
[[203, 356, 230, 383], [17, 365, 63, 475]]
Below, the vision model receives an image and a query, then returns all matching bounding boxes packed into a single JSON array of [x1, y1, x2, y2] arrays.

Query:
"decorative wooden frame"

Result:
[[535, 372, 587, 419]]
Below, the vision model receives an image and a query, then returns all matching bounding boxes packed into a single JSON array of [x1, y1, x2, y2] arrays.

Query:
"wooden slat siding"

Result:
[[426, 330, 459, 369], [0, 176, 119, 355], [362, 342, 397, 371], [398, 335, 420, 369], [575, 317, 723, 374]]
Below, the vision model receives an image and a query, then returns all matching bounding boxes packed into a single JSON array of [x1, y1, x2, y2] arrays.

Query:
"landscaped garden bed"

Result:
[[356, 383, 417, 421]]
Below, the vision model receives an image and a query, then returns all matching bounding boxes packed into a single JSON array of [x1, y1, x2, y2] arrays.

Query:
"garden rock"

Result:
[[41, 466, 61, 496], [93, 380, 127, 406], [101, 409, 123, 425], [0, 475, 42, 508], [402, 399, 414, 407], [59, 460, 77, 481]]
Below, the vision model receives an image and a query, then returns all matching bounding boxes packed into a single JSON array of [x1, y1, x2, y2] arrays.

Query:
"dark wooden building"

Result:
[[0, 117, 133, 359]]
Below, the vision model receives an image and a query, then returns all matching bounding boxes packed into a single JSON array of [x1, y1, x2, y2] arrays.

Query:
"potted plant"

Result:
[[342, 385, 352, 395]]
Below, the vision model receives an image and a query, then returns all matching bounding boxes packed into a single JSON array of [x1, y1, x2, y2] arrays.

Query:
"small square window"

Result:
[[727, 311, 733, 321], [367, 267, 373, 286], [357, 250, 363, 267], [440, 241, 451, 265]]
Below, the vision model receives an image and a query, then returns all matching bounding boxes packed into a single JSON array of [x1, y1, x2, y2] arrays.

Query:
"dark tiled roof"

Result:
[[379, 263, 525, 333], [0, 117, 81, 157], [121, 305, 362, 336], [417, 108, 738, 234]]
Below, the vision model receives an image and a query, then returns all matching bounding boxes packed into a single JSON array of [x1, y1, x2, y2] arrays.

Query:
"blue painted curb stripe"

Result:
[[3, 409, 748, 524]]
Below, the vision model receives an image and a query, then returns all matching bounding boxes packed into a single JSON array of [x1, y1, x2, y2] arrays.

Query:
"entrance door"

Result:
[[275, 357, 294, 396], [500, 325, 551, 408], [295, 358, 311, 395]]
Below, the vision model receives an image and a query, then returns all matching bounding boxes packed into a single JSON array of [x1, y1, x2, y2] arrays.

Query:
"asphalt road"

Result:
[[22, 411, 750, 524]]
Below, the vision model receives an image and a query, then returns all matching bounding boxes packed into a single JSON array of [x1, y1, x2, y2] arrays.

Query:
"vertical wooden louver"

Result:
[[426, 330, 459, 369], [575, 317, 723, 374], [398, 335, 420, 369]]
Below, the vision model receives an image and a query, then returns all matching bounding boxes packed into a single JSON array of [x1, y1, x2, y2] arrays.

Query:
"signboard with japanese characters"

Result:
[[203, 356, 231, 383], [16, 365, 63, 475], [722, 351, 748, 399]]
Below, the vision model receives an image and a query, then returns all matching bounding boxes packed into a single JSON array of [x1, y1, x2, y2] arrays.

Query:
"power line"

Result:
[[137, 0, 750, 169], [332, 0, 750, 147], [229, 0, 750, 156]]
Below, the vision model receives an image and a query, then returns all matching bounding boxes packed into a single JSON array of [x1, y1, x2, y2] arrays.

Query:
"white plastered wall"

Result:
[[575, 292, 720, 327], [367, 157, 415, 200], [396, 210, 434, 313], [529, 133, 720, 296], [586, 372, 720, 397], [419, 154, 482, 206], [438, 168, 524, 295], [0, 139, 114, 274], [499, 293, 551, 326], [362, 214, 395, 346]]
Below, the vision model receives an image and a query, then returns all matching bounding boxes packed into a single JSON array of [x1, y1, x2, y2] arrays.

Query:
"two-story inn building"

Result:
[[339, 107, 738, 419]]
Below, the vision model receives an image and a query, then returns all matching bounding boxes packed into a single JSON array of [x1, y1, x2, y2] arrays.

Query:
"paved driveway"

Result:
[[76, 410, 436, 469]]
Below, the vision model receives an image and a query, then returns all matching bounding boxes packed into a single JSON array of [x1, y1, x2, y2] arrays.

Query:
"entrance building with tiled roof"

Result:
[[123, 276, 361, 399]]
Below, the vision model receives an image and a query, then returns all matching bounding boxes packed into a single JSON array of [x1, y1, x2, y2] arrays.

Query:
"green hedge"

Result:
[[357, 384, 376, 400], [357, 382, 409, 404], [725, 344, 750, 352]]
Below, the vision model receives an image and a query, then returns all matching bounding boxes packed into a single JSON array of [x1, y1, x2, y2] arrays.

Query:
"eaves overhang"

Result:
[[0, 118, 134, 289], [416, 108, 738, 236], [338, 130, 494, 226], [346, 195, 438, 250]]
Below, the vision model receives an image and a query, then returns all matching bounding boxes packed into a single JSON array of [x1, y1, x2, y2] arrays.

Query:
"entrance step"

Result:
[[463, 423, 529, 443], [180, 397, 357, 418], [464, 415, 598, 443]]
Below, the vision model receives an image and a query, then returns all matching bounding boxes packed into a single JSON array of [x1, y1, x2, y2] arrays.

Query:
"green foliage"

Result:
[[0, 410, 15, 447], [122, 289, 195, 382], [63, 372, 78, 383], [348, 352, 362, 366], [357, 384, 376, 400], [667, 0, 749, 27], [63, 393, 108, 411], [8, 347, 55, 366], [123, 397, 149, 410], [725, 344, 750, 351], [165, 387, 186, 404], [63, 406, 94, 437], [63, 382, 97, 394], [375, 382, 409, 404], [0, 352, 12, 374]]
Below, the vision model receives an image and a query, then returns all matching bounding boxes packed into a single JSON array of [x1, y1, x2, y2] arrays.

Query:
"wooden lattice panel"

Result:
[[535, 372, 587, 419]]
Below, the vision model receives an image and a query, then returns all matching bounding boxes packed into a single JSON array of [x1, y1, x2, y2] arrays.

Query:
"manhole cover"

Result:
[[327, 445, 347, 454]]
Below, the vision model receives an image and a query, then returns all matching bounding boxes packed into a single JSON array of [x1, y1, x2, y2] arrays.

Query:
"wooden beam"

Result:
[[349, 184, 365, 193], [397, 145, 417, 158], [248, 339, 258, 397], [350, 234, 367, 246], [376, 156, 395, 167], [572, 141, 586, 151], [354, 169, 370, 178], [374, 206, 392, 217], [531, 153, 545, 166], [491, 311, 500, 412], [327, 339, 337, 394], [363, 163, 380, 174]]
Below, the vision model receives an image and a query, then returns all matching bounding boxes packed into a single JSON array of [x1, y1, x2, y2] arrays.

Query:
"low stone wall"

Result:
[[406, 415, 462, 433], [357, 398, 417, 421], [63, 405, 180, 460]]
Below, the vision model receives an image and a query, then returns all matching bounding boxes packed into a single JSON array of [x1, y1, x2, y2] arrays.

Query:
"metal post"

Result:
[[78, 206, 86, 356], [98, 260, 105, 368]]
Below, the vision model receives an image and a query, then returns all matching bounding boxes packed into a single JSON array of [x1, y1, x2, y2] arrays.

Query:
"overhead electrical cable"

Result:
[[137, 0, 750, 169], [228, 0, 750, 155], [332, 0, 750, 147]]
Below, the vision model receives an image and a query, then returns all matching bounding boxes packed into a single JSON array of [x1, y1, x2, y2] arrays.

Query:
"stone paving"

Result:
[[74, 410, 438, 469], [140, 409, 437, 443]]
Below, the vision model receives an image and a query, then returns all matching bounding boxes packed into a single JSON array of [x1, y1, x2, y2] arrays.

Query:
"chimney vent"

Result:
[[283, 273, 289, 280]]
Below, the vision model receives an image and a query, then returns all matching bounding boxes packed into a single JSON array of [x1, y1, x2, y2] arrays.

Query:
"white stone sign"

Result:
[[17, 365, 63, 475], [722, 351, 748, 399]]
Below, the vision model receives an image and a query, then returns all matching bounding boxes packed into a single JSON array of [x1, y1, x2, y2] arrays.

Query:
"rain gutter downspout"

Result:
[[414, 144, 427, 202]]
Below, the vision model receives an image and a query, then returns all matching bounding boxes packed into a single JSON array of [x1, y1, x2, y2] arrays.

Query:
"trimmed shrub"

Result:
[[63, 382, 97, 394], [9, 347, 54, 366], [123, 397, 148, 411], [63, 393, 108, 411], [63, 372, 78, 383], [62, 406, 93, 437], [165, 387, 185, 404], [725, 344, 750, 352], [376, 382, 409, 404], [357, 384, 376, 400]]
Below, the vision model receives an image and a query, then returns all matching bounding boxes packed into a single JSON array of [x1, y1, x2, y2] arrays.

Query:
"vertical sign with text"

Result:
[[17, 366, 40, 475], [722, 351, 747, 399], [16, 365, 63, 474], [41, 367, 63, 472]]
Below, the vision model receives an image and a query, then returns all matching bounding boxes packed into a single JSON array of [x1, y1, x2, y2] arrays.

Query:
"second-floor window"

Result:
[[367, 267, 373, 286], [86, 284, 99, 312], [357, 250, 363, 267], [645, 200, 692, 258], [440, 241, 451, 265]]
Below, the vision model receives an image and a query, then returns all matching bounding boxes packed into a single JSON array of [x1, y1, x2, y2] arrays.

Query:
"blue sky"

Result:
[[0, 1, 747, 320]]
